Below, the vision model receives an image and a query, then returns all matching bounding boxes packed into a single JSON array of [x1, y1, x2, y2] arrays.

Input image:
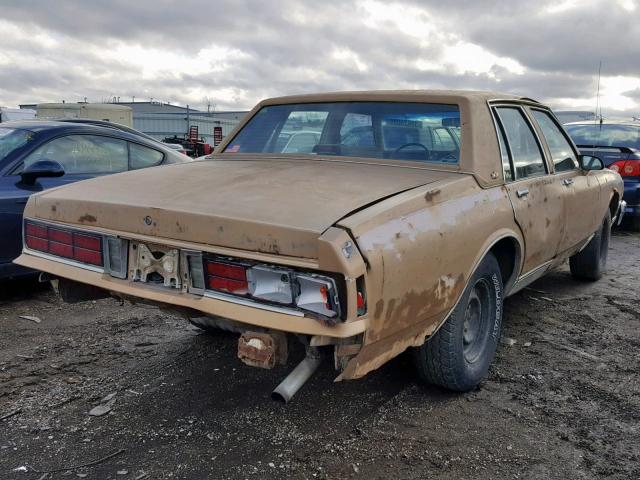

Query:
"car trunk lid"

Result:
[[28, 158, 456, 258]]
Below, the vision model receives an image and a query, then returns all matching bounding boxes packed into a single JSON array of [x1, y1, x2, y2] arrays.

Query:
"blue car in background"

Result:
[[565, 121, 640, 231], [0, 121, 188, 279]]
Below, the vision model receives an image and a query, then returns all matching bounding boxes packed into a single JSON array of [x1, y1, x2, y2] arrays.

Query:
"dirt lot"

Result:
[[1, 231, 639, 480]]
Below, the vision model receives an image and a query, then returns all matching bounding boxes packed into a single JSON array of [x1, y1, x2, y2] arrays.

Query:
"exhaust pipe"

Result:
[[272, 347, 322, 403]]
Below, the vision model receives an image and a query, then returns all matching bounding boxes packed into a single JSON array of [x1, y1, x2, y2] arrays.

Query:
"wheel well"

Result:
[[609, 192, 620, 218], [489, 237, 520, 290]]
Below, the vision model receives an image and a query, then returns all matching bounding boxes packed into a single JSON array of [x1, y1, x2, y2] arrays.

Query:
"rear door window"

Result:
[[495, 107, 546, 179], [129, 143, 164, 169], [22, 135, 128, 174], [531, 110, 578, 172]]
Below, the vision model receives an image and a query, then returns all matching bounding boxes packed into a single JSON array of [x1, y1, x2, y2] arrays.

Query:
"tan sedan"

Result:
[[15, 91, 624, 402]]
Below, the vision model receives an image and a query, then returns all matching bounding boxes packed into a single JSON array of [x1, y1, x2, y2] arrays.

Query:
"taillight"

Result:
[[24, 221, 103, 266], [609, 159, 640, 176], [296, 274, 338, 318], [199, 256, 344, 321], [248, 265, 294, 304], [205, 259, 249, 294]]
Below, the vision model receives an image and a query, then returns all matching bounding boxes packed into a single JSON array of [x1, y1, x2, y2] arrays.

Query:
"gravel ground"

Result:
[[1, 230, 639, 480]]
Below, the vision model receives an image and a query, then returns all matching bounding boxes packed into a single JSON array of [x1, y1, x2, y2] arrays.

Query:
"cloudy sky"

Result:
[[1, 0, 639, 116]]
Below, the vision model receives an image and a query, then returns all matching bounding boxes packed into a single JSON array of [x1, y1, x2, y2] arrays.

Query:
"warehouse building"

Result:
[[20, 101, 248, 146]]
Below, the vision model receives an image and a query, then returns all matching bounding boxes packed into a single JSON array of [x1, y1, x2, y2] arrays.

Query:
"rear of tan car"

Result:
[[15, 91, 622, 401]]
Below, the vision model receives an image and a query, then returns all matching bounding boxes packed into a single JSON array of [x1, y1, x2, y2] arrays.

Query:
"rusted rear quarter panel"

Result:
[[337, 176, 521, 378]]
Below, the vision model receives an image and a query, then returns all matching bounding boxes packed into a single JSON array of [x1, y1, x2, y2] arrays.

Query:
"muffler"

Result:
[[272, 347, 322, 403]]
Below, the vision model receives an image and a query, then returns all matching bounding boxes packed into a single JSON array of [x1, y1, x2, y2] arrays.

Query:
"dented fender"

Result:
[[336, 176, 523, 380]]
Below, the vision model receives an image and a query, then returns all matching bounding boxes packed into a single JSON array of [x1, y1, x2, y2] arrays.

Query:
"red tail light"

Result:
[[357, 291, 365, 310], [609, 159, 640, 176], [205, 259, 248, 294], [24, 221, 103, 266]]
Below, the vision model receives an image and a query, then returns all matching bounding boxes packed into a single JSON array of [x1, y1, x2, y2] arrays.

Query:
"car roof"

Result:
[[565, 120, 640, 127], [0, 120, 162, 143], [260, 90, 534, 107]]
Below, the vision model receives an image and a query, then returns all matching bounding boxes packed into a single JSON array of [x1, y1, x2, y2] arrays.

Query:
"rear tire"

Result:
[[569, 211, 611, 281], [412, 252, 503, 392]]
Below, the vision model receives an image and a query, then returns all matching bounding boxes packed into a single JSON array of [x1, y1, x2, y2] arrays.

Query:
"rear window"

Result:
[[565, 124, 640, 149], [224, 102, 461, 164]]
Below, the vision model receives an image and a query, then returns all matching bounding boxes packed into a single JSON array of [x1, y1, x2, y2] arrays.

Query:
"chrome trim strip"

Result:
[[509, 259, 554, 295], [23, 248, 105, 273], [203, 291, 305, 317], [517, 259, 554, 283], [616, 200, 627, 226], [577, 233, 595, 253]]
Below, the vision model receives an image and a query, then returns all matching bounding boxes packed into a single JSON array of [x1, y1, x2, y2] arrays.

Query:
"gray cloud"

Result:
[[623, 88, 640, 101], [0, 0, 638, 115]]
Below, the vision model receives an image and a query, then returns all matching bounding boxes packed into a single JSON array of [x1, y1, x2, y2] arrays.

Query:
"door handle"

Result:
[[516, 188, 529, 198], [562, 178, 574, 186]]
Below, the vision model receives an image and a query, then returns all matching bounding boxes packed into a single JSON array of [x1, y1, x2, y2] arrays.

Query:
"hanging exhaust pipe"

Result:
[[272, 347, 322, 403]]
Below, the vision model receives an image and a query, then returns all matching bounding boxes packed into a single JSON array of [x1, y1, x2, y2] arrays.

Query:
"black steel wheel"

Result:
[[412, 252, 503, 392]]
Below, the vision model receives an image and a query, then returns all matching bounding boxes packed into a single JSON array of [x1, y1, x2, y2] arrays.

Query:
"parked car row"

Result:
[[0, 120, 190, 278], [564, 120, 639, 231], [12, 90, 625, 402]]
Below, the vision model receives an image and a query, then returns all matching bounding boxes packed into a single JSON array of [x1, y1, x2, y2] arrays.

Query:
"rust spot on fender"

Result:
[[374, 299, 385, 318], [424, 188, 441, 202], [78, 214, 97, 223]]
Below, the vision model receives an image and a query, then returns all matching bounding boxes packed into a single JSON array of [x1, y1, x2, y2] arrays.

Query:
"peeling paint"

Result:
[[78, 214, 97, 223]]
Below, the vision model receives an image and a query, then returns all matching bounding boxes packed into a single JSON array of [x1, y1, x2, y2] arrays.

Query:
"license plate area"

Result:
[[130, 242, 181, 289]]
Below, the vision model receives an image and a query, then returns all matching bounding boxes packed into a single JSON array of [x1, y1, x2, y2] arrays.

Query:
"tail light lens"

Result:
[[248, 266, 293, 304], [200, 256, 344, 321], [205, 259, 249, 294], [609, 159, 640, 176], [24, 221, 103, 266], [296, 274, 338, 318], [104, 237, 129, 278], [185, 251, 205, 291]]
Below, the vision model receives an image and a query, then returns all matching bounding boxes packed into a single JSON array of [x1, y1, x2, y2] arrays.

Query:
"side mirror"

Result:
[[579, 155, 604, 171], [20, 160, 65, 185]]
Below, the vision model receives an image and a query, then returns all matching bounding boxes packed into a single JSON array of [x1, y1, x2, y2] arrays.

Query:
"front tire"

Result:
[[412, 252, 503, 392], [569, 210, 611, 281]]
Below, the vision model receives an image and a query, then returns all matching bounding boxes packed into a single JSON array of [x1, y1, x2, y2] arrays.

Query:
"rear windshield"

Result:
[[0, 127, 34, 162], [565, 124, 640, 150], [224, 102, 461, 164]]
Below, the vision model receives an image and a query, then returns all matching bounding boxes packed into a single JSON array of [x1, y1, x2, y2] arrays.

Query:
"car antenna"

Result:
[[594, 61, 602, 126], [591, 61, 603, 153]]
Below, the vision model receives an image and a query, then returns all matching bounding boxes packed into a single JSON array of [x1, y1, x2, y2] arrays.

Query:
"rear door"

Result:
[[529, 109, 601, 252], [494, 105, 565, 273]]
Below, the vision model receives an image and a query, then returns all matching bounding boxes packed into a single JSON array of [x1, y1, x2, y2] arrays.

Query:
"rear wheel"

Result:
[[412, 253, 503, 392], [569, 211, 611, 281]]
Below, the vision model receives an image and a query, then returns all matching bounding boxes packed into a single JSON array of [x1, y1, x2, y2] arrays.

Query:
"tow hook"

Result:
[[237, 331, 288, 369]]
